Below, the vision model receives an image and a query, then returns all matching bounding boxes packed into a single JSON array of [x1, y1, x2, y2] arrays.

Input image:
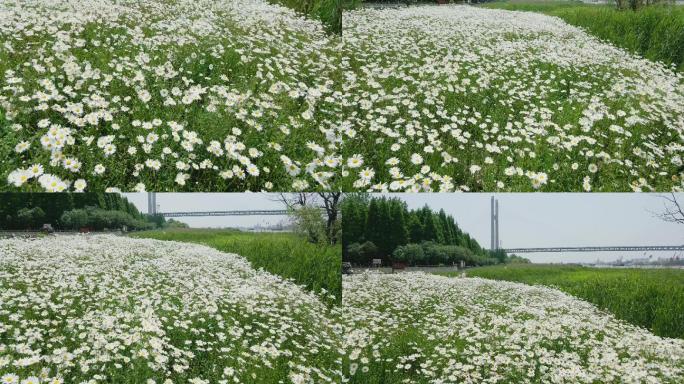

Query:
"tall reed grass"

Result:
[[272, 0, 342, 33]]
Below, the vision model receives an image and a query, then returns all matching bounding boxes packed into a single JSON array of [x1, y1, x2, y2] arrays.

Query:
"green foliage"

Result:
[[483, 2, 684, 72], [60, 207, 154, 231], [346, 240, 379, 264], [0, 193, 146, 230], [394, 241, 500, 266], [462, 264, 684, 339], [291, 205, 329, 244], [341, 193, 369, 248], [343, 195, 499, 265], [131, 229, 341, 306], [14, 207, 45, 229], [357, 0, 435, 4], [270, 0, 342, 33], [342, 0, 364, 9], [164, 219, 189, 229], [392, 243, 424, 263]]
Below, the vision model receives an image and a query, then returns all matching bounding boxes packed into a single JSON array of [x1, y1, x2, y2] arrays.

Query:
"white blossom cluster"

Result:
[[340, 272, 684, 383], [1, 0, 343, 192], [340, 6, 684, 192], [0, 236, 342, 384]]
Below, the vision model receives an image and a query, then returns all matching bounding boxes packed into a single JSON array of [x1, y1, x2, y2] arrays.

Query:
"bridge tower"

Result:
[[490, 196, 499, 251], [147, 192, 157, 216]]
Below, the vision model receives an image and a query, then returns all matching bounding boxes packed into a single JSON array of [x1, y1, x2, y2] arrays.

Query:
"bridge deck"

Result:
[[158, 210, 290, 217], [503, 246, 684, 253]]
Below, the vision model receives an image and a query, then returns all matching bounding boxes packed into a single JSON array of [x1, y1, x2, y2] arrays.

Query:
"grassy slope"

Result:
[[482, 1, 684, 72], [131, 229, 341, 305], [0, 235, 341, 383], [457, 264, 684, 339]]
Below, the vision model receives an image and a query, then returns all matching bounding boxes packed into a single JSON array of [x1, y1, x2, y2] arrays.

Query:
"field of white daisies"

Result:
[[340, 6, 684, 192], [4, 3, 684, 192], [2, 236, 684, 383], [0, 236, 342, 384], [341, 272, 684, 383], [0, 0, 343, 192]]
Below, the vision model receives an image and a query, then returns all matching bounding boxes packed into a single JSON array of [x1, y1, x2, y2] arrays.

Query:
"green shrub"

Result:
[[393, 243, 424, 263], [392, 242, 499, 266], [345, 241, 380, 264], [14, 207, 45, 229], [60, 207, 154, 231]]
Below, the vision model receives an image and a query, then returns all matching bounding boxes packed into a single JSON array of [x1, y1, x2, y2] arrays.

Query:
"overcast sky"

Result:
[[123, 193, 291, 229], [123, 192, 684, 264]]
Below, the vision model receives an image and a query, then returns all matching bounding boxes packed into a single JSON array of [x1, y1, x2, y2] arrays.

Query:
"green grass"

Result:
[[455, 264, 684, 339], [271, 0, 342, 33], [482, 1, 684, 72], [131, 229, 342, 305]]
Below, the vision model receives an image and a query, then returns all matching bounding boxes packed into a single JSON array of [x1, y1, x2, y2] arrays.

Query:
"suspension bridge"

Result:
[[489, 196, 684, 254]]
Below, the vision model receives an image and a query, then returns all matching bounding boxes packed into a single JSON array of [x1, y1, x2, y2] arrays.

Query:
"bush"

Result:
[[164, 219, 189, 229], [345, 241, 381, 265], [15, 207, 45, 229], [60, 209, 89, 229], [60, 207, 154, 231], [392, 242, 500, 266], [393, 243, 424, 264]]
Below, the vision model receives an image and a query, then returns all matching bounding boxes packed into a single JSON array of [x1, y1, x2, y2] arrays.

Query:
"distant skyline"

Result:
[[123, 193, 291, 229], [391, 193, 684, 263], [123, 192, 684, 264]]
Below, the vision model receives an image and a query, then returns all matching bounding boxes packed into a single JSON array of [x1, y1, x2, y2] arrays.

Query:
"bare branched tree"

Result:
[[318, 192, 342, 244], [655, 193, 684, 225], [270, 193, 317, 210]]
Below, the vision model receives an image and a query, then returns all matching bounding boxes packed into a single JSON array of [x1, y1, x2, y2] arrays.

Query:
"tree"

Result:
[[407, 214, 423, 243], [164, 219, 189, 229], [291, 206, 328, 245], [359, 241, 379, 264], [273, 192, 317, 210], [422, 213, 444, 243], [341, 193, 368, 252], [276, 192, 341, 245], [365, 198, 383, 252], [387, 201, 409, 252], [656, 193, 684, 225], [318, 192, 342, 245]]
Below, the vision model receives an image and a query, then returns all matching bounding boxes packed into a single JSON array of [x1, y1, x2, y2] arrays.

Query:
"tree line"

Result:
[[0, 193, 180, 231], [342, 194, 528, 266]]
